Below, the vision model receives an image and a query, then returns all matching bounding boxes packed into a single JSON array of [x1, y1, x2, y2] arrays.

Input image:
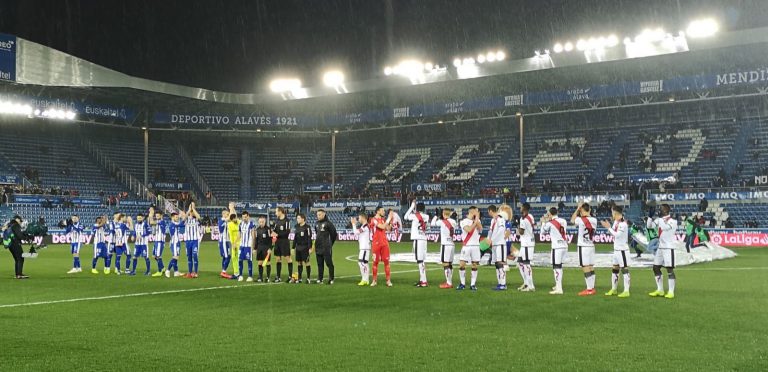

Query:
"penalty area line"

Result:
[[0, 268, 435, 309]]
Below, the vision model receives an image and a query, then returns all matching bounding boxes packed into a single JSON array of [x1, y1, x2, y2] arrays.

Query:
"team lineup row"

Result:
[[61, 200, 681, 298]]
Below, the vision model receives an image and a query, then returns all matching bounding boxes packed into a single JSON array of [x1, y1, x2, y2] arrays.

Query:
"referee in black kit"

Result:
[[314, 209, 337, 284]]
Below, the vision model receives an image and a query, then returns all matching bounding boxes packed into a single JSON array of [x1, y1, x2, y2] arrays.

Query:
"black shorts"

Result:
[[295, 246, 310, 262], [273, 239, 291, 256], [256, 246, 271, 261]]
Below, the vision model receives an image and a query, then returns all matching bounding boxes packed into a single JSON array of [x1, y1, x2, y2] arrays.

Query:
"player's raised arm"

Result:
[[404, 200, 416, 220], [188, 202, 201, 220], [570, 206, 580, 224]]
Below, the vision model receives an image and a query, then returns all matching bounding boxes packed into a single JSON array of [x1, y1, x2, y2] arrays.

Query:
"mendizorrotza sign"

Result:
[[0, 33, 16, 82]]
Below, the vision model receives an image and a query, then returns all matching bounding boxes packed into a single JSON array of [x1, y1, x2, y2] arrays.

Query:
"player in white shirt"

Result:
[[404, 201, 430, 287], [600, 205, 631, 298], [648, 204, 679, 299], [541, 207, 568, 295], [351, 213, 371, 286], [457, 206, 482, 291], [431, 208, 457, 289], [487, 205, 508, 290], [516, 203, 536, 292], [572, 203, 598, 296]]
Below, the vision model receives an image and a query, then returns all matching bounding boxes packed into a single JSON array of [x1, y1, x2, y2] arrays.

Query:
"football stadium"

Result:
[[1, 1, 767, 370]]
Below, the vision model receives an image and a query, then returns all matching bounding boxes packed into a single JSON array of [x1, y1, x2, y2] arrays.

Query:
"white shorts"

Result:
[[517, 246, 534, 262], [551, 249, 566, 266], [460, 245, 481, 263], [578, 246, 595, 267], [358, 249, 371, 262], [612, 250, 630, 268], [440, 244, 455, 263], [654, 248, 676, 268], [491, 244, 506, 263], [412, 240, 428, 262]]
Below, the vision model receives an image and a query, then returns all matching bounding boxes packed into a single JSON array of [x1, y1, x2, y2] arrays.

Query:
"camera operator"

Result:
[[4, 215, 32, 279]]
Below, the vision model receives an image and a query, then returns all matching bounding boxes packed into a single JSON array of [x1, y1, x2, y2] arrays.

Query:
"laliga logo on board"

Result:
[[710, 233, 723, 245], [0, 39, 14, 50]]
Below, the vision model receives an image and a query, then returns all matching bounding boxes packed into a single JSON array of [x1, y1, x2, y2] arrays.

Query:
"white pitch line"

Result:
[[677, 266, 768, 271], [0, 268, 436, 309]]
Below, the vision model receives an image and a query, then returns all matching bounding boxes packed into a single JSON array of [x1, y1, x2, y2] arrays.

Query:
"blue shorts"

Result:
[[153, 242, 165, 257], [71, 242, 82, 254], [94, 243, 108, 258], [134, 245, 148, 258], [219, 241, 231, 258], [171, 243, 181, 257], [115, 244, 129, 256], [186, 240, 199, 257], [107, 243, 115, 255], [239, 247, 252, 261]]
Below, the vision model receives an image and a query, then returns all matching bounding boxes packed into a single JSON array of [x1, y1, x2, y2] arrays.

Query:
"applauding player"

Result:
[[370, 207, 393, 287], [404, 201, 430, 287], [487, 205, 508, 290], [601, 205, 631, 298], [130, 213, 152, 276], [351, 213, 371, 286], [457, 206, 482, 291], [541, 207, 568, 295], [572, 203, 598, 296], [149, 208, 167, 277], [431, 208, 457, 289]]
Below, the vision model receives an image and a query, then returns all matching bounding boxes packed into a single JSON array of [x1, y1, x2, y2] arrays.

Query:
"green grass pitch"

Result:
[[0, 242, 766, 371]]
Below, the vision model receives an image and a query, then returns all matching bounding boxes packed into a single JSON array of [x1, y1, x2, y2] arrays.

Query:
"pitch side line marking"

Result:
[[0, 268, 438, 309]]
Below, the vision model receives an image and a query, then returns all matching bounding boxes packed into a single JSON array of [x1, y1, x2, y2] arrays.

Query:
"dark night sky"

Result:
[[0, 0, 765, 93]]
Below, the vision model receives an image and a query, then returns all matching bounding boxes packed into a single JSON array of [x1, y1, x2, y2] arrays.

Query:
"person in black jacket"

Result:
[[314, 209, 337, 284], [255, 216, 273, 282], [270, 207, 292, 283], [292, 213, 313, 284], [6, 215, 32, 279]]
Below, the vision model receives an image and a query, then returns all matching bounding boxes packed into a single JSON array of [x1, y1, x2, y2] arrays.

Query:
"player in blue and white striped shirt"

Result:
[[165, 212, 185, 278], [149, 208, 167, 277], [129, 213, 152, 276], [218, 205, 235, 279], [111, 213, 132, 275], [66, 214, 84, 274], [91, 216, 110, 274], [184, 203, 202, 278], [235, 211, 256, 282]]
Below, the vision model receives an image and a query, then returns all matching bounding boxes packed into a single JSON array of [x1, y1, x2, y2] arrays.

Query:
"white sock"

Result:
[[611, 272, 619, 291], [499, 268, 507, 286], [586, 272, 595, 290], [554, 268, 563, 290], [444, 267, 452, 285], [470, 269, 478, 286], [518, 263, 526, 284], [459, 269, 466, 286], [525, 264, 534, 288], [655, 275, 664, 292], [418, 262, 426, 283], [623, 272, 630, 292], [668, 276, 675, 294], [359, 261, 368, 281]]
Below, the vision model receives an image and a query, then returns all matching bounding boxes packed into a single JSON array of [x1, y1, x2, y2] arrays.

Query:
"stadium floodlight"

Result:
[[333, 130, 340, 134], [534, 50, 540, 56], [564, 42, 573, 52], [384, 66, 393, 76], [486, 52, 497, 62], [606, 34, 619, 47], [623, 37, 632, 45], [453, 58, 462, 67], [686, 18, 718, 38], [576, 39, 587, 51], [477, 54, 486, 63], [256, 128, 262, 132], [322, 70, 345, 88], [424, 62, 433, 71], [553, 43, 564, 53], [269, 78, 302, 93], [495, 50, 505, 61]]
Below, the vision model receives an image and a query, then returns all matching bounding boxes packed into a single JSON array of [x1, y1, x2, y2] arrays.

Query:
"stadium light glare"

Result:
[[486, 52, 496, 62], [477, 54, 486, 63], [269, 78, 302, 93], [383, 66, 393, 76], [424, 62, 433, 71], [686, 18, 718, 38], [564, 42, 573, 52], [606, 34, 619, 47], [576, 39, 587, 51], [452, 58, 462, 67], [553, 43, 564, 53], [495, 51, 505, 61], [322, 70, 345, 88]]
